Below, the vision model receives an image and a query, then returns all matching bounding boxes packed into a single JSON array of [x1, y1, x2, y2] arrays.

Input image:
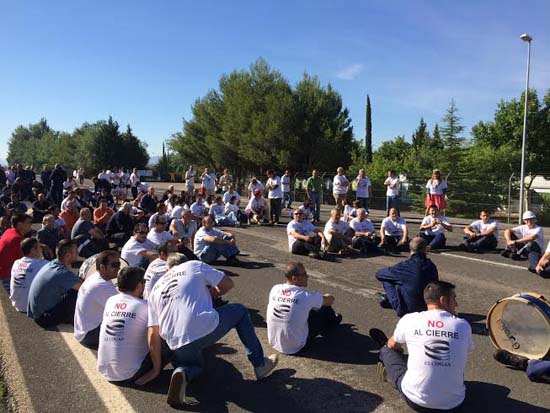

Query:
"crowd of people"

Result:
[[0, 163, 548, 410]]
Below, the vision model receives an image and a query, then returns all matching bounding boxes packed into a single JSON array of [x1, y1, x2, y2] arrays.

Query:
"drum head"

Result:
[[78, 254, 129, 281], [487, 294, 550, 359]]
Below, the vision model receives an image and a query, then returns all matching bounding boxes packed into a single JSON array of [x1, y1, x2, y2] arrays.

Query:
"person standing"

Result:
[[425, 169, 448, 215], [332, 167, 350, 209], [200, 167, 216, 197], [49, 164, 67, 207], [384, 170, 400, 212], [184, 165, 196, 196], [218, 169, 233, 193], [354, 169, 372, 211], [129, 168, 140, 200], [266, 170, 283, 225], [281, 170, 293, 210], [306, 170, 323, 224]]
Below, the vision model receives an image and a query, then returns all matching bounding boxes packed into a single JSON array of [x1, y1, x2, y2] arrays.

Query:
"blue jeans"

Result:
[[418, 232, 446, 250], [527, 359, 550, 382], [310, 192, 321, 221], [283, 191, 293, 209], [463, 234, 497, 251], [173, 304, 264, 381], [357, 197, 369, 211], [214, 214, 237, 226], [386, 195, 399, 212], [198, 242, 240, 264]]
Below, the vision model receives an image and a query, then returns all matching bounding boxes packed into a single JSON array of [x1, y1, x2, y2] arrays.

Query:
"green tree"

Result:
[[365, 95, 372, 163], [411, 117, 430, 149]]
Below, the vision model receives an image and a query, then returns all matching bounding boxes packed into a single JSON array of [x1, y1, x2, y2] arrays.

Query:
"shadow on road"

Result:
[[247, 308, 267, 329], [458, 312, 488, 336], [464, 380, 549, 412]]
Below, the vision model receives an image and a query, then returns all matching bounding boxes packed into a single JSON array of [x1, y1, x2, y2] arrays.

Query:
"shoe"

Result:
[[369, 328, 389, 348], [334, 313, 343, 325], [374, 292, 392, 309], [511, 253, 522, 261], [254, 354, 279, 380], [167, 367, 187, 406], [459, 243, 469, 252], [235, 222, 241, 228], [501, 250, 511, 258], [226, 255, 241, 267], [528, 266, 537, 274], [493, 349, 528, 371], [376, 361, 387, 383], [308, 252, 322, 259]]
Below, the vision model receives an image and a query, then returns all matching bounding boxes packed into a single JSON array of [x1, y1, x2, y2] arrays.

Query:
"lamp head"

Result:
[[520, 33, 532, 42]]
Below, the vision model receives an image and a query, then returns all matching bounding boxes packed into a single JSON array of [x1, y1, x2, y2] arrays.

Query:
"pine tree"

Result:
[[365, 95, 373, 163], [431, 123, 444, 150], [441, 99, 465, 149], [412, 117, 430, 149]]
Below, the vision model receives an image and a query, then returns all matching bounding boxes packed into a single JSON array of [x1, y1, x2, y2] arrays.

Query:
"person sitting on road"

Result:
[[502, 211, 544, 270], [27, 240, 82, 328], [225, 195, 244, 224], [190, 194, 207, 219], [461, 209, 499, 253], [121, 223, 159, 268], [37, 214, 63, 259], [349, 208, 380, 254], [371, 281, 474, 412], [380, 208, 409, 255], [147, 214, 174, 247], [493, 350, 550, 383], [139, 187, 158, 215], [170, 196, 188, 221], [323, 208, 354, 255], [71, 208, 110, 259], [10, 238, 48, 313], [147, 203, 170, 230], [288, 198, 312, 222], [532, 239, 550, 278], [32, 192, 51, 224], [60, 190, 81, 212], [105, 202, 135, 247], [0, 213, 32, 292], [222, 185, 241, 206], [210, 196, 240, 227], [73, 250, 119, 349], [98, 266, 173, 384], [193, 216, 241, 266], [170, 210, 198, 250], [267, 262, 342, 355], [59, 199, 80, 234], [143, 259, 279, 406], [245, 189, 267, 225], [340, 198, 354, 222], [418, 205, 453, 251], [375, 237, 439, 316], [247, 177, 264, 199], [93, 198, 115, 232], [143, 241, 176, 300], [287, 208, 327, 259]]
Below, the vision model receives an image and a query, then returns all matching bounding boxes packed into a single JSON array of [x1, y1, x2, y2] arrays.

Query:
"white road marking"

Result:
[[439, 252, 526, 271], [56, 325, 136, 412]]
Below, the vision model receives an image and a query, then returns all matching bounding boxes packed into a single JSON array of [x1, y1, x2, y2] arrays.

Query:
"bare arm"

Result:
[[387, 336, 403, 351], [135, 326, 162, 385]]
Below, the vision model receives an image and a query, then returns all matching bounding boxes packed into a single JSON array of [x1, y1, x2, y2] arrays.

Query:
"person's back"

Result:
[[10, 256, 48, 312]]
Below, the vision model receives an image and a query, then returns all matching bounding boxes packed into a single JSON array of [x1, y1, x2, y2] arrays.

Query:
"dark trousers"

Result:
[[114, 339, 173, 384], [504, 233, 542, 268], [463, 234, 497, 251], [34, 289, 78, 328], [357, 197, 369, 211], [418, 232, 446, 250], [382, 236, 408, 253], [291, 237, 321, 256], [131, 186, 138, 200], [108, 232, 132, 248], [352, 236, 380, 253], [307, 306, 340, 341], [310, 192, 321, 221], [269, 198, 282, 223], [177, 244, 199, 261], [380, 346, 464, 412], [80, 325, 101, 349]]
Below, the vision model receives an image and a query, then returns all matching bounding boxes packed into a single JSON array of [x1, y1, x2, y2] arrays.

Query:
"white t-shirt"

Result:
[[267, 176, 283, 199], [333, 175, 349, 195], [210, 204, 226, 219], [426, 179, 448, 195], [74, 272, 118, 342], [172, 220, 198, 242], [148, 212, 170, 229], [248, 181, 264, 195], [97, 293, 149, 381], [121, 237, 158, 266], [512, 224, 545, 250], [384, 176, 400, 196], [470, 219, 498, 238], [281, 175, 291, 193], [323, 219, 350, 243], [223, 191, 241, 205], [194, 227, 224, 255], [393, 309, 474, 410], [10, 257, 49, 312], [267, 284, 323, 354], [286, 220, 316, 251], [143, 258, 168, 300], [225, 203, 239, 215], [246, 197, 266, 212], [147, 229, 174, 247], [355, 177, 371, 198], [190, 202, 206, 216], [185, 170, 195, 186], [381, 216, 407, 237], [129, 173, 140, 186], [297, 205, 311, 221], [349, 218, 375, 234], [343, 204, 354, 221], [147, 260, 225, 350], [201, 173, 216, 190], [421, 215, 450, 236], [170, 204, 189, 220]]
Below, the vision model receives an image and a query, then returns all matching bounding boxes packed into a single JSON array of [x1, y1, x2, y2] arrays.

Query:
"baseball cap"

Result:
[[523, 211, 536, 220]]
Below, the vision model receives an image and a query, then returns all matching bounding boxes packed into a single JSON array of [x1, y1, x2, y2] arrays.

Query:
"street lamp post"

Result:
[[518, 33, 532, 224]]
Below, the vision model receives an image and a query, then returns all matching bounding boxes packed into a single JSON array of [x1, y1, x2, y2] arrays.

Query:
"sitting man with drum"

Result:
[[461, 210, 499, 253], [501, 211, 544, 270], [370, 281, 474, 412]]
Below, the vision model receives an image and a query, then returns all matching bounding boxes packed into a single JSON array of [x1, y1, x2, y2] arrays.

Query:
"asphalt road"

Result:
[[0, 186, 549, 412]]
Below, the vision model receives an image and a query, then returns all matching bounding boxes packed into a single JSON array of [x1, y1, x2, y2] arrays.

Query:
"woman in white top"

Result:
[[425, 169, 448, 215]]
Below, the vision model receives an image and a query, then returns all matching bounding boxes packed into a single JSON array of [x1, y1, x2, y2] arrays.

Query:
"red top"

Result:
[[0, 228, 24, 279]]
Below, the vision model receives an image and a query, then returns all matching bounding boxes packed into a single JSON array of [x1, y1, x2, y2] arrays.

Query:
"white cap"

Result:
[[522, 211, 536, 220]]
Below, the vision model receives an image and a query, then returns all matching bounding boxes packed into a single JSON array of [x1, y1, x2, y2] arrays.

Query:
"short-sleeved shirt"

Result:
[[267, 176, 283, 199], [267, 284, 323, 354], [421, 215, 450, 236], [171, 220, 198, 242], [248, 181, 264, 194], [469, 219, 498, 238], [384, 176, 400, 196], [121, 237, 158, 267], [306, 176, 323, 193], [333, 175, 349, 195], [512, 224, 545, 250], [382, 217, 407, 237], [98, 293, 149, 381], [10, 257, 49, 312], [143, 258, 168, 300], [393, 310, 474, 410], [286, 220, 316, 251], [190, 202, 206, 217], [246, 197, 266, 212], [350, 218, 375, 234], [281, 175, 291, 193], [170, 205, 188, 220], [210, 204, 226, 219], [74, 272, 117, 342], [426, 179, 448, 195], [194, 227, 224, 255], [147, 260, 225, 350], [201, 173, 216, 190], [27, 260, 81, 319], [147, 230, 174, 247], [355, 177, 371, 198], [323, 219, 350, 243], [223, 191, 240, 205], [0, 228, 25, 279]]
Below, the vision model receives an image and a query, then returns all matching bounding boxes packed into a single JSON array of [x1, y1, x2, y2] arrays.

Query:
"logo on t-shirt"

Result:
[[105, 319, 125, 338], [161, 279, 179, 300], [272, 304, 291, 320], [12, 272, 26, 287], [424, 339, 450, 361]]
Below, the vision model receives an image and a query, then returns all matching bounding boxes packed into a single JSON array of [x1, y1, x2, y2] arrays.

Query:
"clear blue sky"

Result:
[[1, 0, 549, 161]]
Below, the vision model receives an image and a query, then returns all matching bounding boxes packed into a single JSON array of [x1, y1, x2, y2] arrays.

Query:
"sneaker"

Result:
[[226, 255, 242, 267], [167, 367, 187, 406], [376, 361, 387, 383], [374, 292, 392, 310], [369, 328, 389, 348], [459, 243, 469, 252], [528, 266, 537, 274], [254, 354, 279, 380], [493, 349, 529, 371], [511, 253, 522, 261], [501, 250, 511, 258]]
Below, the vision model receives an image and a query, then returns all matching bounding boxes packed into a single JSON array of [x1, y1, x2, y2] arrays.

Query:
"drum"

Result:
[[487, 293, 550, 359], [78, 254, 129, 281]]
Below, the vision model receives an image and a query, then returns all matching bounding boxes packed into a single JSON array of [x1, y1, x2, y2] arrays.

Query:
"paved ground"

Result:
[[0, 182, 549, 412]]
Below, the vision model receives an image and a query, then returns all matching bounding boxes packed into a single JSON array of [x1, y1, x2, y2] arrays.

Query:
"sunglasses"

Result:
[[293, 212, 302, 216], [136, 231, 147, 235]]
